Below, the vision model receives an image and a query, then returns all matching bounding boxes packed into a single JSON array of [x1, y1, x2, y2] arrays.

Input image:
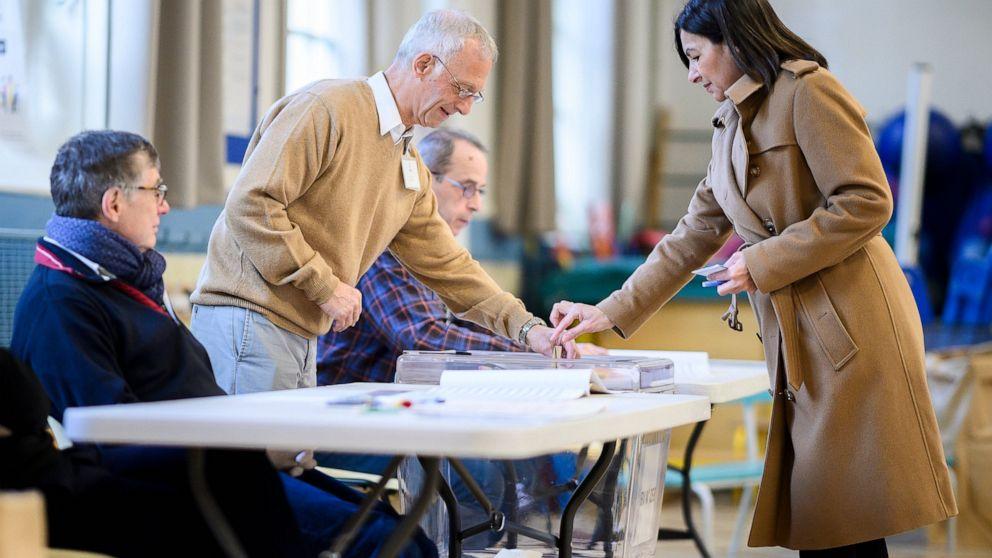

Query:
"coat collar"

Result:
[[725, 72, 763, 107], [36, 238, 173, 318], [712, 59, 822, 126], [710, 73, 762, 129]]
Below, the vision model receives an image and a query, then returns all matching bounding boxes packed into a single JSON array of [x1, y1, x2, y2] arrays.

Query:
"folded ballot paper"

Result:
[[408, 369, 614, 419]]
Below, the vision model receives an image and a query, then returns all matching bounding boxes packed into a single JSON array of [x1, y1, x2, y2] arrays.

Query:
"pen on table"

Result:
[[325, 395, 370, 407], [368, 396, 446, 411]]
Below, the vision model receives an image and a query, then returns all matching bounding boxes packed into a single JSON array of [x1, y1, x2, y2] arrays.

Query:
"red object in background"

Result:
[[552, 233, 575, 270], [628, 230, 742, 262], [631, 228, 668, 254], [588, 201, 616, 260]]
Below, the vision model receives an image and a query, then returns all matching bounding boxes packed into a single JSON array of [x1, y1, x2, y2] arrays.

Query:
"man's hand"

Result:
[[549, 301, 614, 345], [526, 325, 579, 359], [266, 449, 317, 478], [319, 282, 362, 332]]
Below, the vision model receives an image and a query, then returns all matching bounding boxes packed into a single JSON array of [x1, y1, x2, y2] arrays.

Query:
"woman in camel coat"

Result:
[[550, 0, 957, 555]]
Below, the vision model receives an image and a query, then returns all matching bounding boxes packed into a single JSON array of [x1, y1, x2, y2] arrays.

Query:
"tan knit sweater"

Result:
[[191, 79, 534, 339]]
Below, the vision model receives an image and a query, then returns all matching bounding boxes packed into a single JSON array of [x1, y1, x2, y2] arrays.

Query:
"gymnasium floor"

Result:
[[655, 491, 992, 557]]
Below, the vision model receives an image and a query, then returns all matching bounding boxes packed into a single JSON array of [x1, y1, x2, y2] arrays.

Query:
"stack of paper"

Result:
[[431, 369, 609, 401], [410, 369, 609, 419]]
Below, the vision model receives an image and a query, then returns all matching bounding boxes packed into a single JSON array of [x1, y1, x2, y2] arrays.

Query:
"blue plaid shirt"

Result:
[[317, 251, 527, 385]]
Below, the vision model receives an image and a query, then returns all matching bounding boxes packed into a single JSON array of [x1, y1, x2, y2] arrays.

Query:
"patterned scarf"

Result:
[[45, 214, 167, 305]]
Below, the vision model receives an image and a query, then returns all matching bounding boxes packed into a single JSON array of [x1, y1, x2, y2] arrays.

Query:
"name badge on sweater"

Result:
[[401, 155, 420, 191]]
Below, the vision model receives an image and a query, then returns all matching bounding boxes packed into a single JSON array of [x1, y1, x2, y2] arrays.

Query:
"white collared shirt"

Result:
[[367, 71, 413, 146], [44, 236, 114, 280]]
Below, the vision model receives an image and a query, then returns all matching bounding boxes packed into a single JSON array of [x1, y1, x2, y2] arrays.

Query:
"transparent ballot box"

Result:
[[395, 351, 675, 557], [395, 350, 676, 393]]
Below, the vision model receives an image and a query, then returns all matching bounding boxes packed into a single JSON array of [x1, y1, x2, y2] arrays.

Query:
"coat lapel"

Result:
[[709, 75, 776, 246], [711, 108, 769, 245]]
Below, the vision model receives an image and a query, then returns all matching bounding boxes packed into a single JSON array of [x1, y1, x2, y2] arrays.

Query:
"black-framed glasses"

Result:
[[433, 56, 484, 104], [131, 182, 168, 204], [435, 174, 486, 199]]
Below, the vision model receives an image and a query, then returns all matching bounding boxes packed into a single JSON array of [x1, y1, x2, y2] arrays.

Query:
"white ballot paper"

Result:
[[691, 263, 726, 277]]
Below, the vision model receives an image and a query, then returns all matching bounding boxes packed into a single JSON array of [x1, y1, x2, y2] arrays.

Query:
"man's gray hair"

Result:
[[418, 128, 487, 175], [395, 9, 498, 66], [50, 130, 158, 219]]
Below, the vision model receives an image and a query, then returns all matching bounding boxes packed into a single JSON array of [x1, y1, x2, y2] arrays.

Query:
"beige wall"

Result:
[[652, 0, 992, 230]]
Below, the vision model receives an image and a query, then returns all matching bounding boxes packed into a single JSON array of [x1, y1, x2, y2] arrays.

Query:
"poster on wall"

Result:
[[0, 0, 27, 139], [0, 0, 91, 193]]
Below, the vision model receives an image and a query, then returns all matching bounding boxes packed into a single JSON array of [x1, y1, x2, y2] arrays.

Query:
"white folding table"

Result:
[[63, 383, 710, 558]]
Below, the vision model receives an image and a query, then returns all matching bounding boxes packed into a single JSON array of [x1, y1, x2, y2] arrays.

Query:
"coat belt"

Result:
[[771, 286, 804, 391]]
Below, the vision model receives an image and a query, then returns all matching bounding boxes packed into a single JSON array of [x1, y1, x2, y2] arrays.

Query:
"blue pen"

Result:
[[702, 280, 726, 288], [326, 394, 371, 406]]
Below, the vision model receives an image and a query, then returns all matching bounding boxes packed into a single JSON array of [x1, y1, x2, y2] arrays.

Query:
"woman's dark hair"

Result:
[[674, 0, 827, 93]]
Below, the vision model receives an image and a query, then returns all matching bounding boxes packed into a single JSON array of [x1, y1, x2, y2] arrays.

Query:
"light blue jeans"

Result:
[[190, 304, 316, 394]]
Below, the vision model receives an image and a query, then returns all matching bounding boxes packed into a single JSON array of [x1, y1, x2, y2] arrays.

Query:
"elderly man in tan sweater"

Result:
[[190, 9, 573, 398]]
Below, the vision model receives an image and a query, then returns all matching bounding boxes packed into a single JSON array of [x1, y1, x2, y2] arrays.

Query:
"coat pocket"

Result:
[[795, 274, 859, 370]]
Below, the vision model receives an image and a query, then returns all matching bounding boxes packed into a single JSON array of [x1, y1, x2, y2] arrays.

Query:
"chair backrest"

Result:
[[0, 229, 42, 348], [735, 391, 773, 462]]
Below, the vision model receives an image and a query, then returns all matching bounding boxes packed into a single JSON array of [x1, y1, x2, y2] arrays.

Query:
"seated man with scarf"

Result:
[[9, 130, 436, 558], [0, 346, 307, 556]]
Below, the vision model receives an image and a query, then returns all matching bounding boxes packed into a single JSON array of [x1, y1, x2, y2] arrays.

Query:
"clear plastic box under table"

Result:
[[395, 351, 677, 558]]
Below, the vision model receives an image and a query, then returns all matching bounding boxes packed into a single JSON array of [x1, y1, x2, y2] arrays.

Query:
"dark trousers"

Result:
[[48, 446, 437, 558], [47, 447, 307, 558], [799, 538, 888, 558]]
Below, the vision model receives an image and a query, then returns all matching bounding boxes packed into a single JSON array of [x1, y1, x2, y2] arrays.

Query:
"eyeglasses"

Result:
[[130, 182, 169, 204], [435, 174, 486, 199], [433, 56, 484, 104]]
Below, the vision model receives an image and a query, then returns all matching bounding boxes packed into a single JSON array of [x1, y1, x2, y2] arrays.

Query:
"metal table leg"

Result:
[[188, 448, 248, 558], [587, 439, 626, 558], [323, 456, 404, 558], [658, 414, 711, 558], [438, 442, 620, 556], [501, 461, 520, 549], [379, 457, 442, 558], [559, 440, 618, 558], [447, 458, 511, 546], [432, 467, 462, 558]]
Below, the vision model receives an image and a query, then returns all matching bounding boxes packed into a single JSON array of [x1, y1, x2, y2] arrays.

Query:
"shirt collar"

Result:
[[43, 236, 115, 281], [367, 71, 412, 145]]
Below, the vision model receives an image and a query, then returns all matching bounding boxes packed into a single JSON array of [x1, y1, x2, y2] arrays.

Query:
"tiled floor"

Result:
[[654, 491, 992, 558]]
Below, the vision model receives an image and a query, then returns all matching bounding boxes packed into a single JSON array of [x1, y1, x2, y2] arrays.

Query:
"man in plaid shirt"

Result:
[[318, 129, 602, 386], [317, 128, 521, 386]]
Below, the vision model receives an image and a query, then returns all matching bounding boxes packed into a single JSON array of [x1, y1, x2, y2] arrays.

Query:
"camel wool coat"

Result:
[[598, 60, 957, 549]]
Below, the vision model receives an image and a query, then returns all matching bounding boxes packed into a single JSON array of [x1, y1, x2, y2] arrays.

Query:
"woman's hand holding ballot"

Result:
[[710, 251, 756, 296]]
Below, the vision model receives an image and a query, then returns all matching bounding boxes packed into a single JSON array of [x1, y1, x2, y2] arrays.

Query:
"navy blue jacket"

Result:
[[11, 239, 223, 423]]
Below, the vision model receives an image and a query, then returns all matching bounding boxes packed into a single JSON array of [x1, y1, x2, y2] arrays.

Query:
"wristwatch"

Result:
[[517, 317, 547, 346]]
